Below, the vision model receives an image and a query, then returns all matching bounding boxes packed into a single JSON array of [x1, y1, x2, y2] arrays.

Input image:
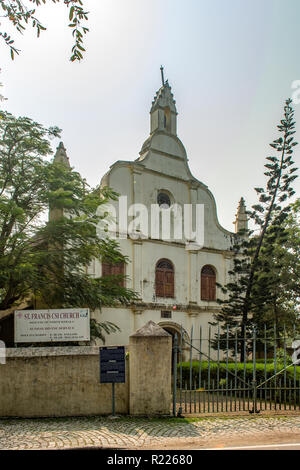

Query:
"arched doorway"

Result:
[[158, 322, 189, 366]]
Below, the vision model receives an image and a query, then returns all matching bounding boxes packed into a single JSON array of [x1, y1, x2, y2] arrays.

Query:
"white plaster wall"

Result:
[[105, 159, 233, 248], [94, 237, 231, 307], [97, 306, 223, 359], [94, 96, 236, 358], [92, 308, 134, 346]]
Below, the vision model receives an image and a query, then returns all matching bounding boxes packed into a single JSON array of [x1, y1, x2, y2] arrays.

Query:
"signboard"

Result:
[[14, 308, 90, 343], [100, 346, 125, 383]]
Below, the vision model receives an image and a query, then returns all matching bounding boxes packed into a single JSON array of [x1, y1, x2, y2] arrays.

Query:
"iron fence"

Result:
[[172, 323, 300, 416]]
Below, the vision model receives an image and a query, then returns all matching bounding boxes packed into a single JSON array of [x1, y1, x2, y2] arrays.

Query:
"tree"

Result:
[[0, 0, 89, 61], [214, 99, 298, 356], [0, 109, 138, 343], [278, 199, 300, 302], [247, 202, 300, 350]]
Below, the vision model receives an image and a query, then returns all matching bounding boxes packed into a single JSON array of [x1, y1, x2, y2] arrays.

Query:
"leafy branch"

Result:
[[0, 0, 89, 61]]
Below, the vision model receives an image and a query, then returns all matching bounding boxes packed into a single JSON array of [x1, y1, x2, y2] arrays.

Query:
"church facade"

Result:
[[88, 73, 248, 351]]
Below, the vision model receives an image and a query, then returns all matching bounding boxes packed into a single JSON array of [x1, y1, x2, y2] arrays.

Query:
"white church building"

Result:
[[86, 71, 248, 349]]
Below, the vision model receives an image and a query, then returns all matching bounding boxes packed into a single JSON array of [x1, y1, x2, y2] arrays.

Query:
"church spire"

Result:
[[49, 142, 70, 222], [234, 197, 248, 234], [53, 141, 70, 167], [149, 67, 177, 136]]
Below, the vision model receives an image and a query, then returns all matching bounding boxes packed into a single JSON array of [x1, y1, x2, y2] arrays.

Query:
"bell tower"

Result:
[[49, 141, 70, 222], [53, 141, 70, 167], [234, 197, 248, 234], [150, 66, 178, 136]]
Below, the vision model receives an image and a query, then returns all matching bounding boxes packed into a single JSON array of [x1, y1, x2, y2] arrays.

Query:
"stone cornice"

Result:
[[129, 302, 222, 314], [140, 147, 187, 162], [127, 237, 235, 256]]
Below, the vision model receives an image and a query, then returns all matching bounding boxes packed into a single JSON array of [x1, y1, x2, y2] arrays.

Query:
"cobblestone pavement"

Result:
[[1, 415, 300, 450]]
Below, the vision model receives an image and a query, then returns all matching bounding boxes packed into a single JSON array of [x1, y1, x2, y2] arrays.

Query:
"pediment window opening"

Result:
[[201, 265, 216, 301], [154, 190, 181, 241], [155, 259, 175, 298], [157, 191, 171, 208]]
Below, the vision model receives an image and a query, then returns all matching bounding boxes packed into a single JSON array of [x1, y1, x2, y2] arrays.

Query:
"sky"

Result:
[[1, 0, 300, 231]]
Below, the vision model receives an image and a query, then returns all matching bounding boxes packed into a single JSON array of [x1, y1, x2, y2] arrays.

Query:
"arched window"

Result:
[[102, 261, 125, 287], [155, 259, 174, 298], [201, 265, 216, 301]]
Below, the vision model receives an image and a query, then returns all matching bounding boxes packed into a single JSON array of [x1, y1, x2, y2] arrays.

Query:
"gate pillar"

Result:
[[129, 321, 172, 416]]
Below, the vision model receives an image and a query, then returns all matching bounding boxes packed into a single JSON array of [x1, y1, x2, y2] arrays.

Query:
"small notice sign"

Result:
[[100, 346, 125, 383], [14, 308, 90, 343]]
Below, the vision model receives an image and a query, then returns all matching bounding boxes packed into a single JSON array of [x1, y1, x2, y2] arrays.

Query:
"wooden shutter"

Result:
[[102, 262, 111, 277], [208, 276, 216, 301], [201, 274, 210, 300], [155, 269, 165, 297], [111, 262, 124, 276], [201, 265, 216, 301], [155, 259, 174, 298], [102, 261, 125, 287], [164, 270, 174, 297]]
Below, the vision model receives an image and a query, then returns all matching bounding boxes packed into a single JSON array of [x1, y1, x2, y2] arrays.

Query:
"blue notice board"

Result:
[[100, 346, 125, 383]]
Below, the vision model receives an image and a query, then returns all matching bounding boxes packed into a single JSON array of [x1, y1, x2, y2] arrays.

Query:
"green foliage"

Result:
[[177, 361, 300, 387], [214, 99, 299, 354], [250, 203, 300, 338], [0, 110, 61, 311], [0, 109, 139, 343], [0, 0, 89, 61], [90, 318, 120, 344]]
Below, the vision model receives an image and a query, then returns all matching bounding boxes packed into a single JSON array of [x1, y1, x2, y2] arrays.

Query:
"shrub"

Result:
[[177, 361, 300, 388]]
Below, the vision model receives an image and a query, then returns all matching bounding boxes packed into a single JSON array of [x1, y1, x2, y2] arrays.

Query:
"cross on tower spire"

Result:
[[160, 65, 165, 86]]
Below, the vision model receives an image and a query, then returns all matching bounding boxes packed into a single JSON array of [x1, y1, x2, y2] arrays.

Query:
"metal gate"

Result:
[[172, 324, 300, 416]]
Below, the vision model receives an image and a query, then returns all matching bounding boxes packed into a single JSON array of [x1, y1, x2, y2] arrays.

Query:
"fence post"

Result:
[[178, 325, 183, 417], [129, 321, 172, 416], [250, 380, 258, 414], [250, 326, 260, 414], [173, 333, 178, 417]]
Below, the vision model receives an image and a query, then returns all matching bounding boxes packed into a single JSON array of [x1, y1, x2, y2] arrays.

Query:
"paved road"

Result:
[[202, 442, 300, 450], [1, 415, 300, 450]]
